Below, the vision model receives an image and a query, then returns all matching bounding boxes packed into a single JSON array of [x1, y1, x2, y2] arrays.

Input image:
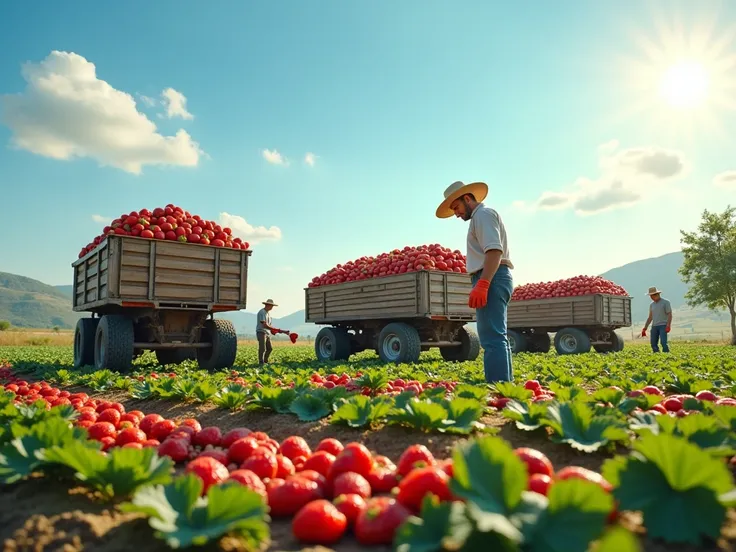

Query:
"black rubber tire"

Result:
[[594, 331, 623, 354], [615, 333, 625, 351], [554, 327, 591, 355], [73, 317, 99, 369], [156, 348, 197, 366], [527, 333, 551, 354], [196, 319, 237, 371], [440, 326, 481, 362], [315, 327, 352, 361], [94, 315, 135, 372], [377, 322, 421, 364], [507, 330, 528, 354]]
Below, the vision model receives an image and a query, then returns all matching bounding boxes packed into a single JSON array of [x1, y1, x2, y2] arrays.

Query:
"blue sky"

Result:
[[1, 0, 735, 315]]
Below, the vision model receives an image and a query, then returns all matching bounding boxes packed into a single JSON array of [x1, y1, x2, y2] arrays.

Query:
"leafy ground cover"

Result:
[[1, 342, 736, 552]]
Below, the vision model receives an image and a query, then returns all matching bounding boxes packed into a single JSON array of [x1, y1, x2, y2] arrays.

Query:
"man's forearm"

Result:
[[643, 315, 652, 329], [478, 250, 503, 282]]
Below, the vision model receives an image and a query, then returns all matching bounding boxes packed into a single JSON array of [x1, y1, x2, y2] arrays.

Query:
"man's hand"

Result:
[[666, 325, 671, 333], [641, 328, 647, 337], [469, 279, 490, 309]]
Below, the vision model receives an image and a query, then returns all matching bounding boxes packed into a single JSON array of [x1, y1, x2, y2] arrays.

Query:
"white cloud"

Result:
[[714, 171, 736, 190], [137, 94, 156, 107], [161, 87, 193, 120], [218, 212, 282, 242], [0, 51, 203, 175], [304, 152, 316, 167], [515, 141, 689, 216], [261, 148, 288, 165], [91, 214, 108, 223]]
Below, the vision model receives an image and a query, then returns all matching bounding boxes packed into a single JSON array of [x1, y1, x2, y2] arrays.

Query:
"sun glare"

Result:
[[659, 60, 710, 109]]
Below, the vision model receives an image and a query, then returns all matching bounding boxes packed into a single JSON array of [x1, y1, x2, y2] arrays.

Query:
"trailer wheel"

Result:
[[197, 319, 237, 371], [378, 323, 421, 364], [594, 331, 623, 354], [156, 348, 196, 366], [73, 317, 99, 368], [507, 330, 527, 354], [94, 315, 135, 372], [315, 327, 352, 361], [554, 328, 591, 355], [526, 333, 551, 354], [440, 326, 481, 362]]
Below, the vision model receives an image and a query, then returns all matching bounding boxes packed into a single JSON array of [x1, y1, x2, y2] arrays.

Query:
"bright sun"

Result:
[[659, 60, 711, 109]]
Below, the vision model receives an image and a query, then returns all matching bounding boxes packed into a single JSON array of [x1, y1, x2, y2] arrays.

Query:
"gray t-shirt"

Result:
[[650, 298, 672, 327], [256, 308, 271, 334]]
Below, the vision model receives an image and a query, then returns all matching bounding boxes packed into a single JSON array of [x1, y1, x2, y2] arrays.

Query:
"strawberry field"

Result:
[[1, 342, 736, 552]]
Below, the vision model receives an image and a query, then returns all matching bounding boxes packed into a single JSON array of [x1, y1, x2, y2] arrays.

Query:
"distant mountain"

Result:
[[0, 249, 727, 330], [0, 272, 81, 329]]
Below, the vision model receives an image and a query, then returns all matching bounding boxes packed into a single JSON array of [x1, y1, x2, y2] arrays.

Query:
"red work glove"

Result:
[[641, 328, 647, 337], [468, 279, 490, 309], [666, 326, 671, 333]]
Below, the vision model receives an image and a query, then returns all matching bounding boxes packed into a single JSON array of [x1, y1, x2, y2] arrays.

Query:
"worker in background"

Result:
[[256, 298, 278, 365], [641, 286, 672, 353], [436, 181, 514, 383]]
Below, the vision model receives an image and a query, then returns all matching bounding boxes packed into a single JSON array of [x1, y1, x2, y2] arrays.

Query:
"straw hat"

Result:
[[435, 181, 489, 218], [646, 286, 662, 296], [262, 298, 278, 306]]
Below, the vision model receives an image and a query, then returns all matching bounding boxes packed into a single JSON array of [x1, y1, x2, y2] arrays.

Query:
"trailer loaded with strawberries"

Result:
[[71, 232, 251, 372], [507, 276, 633, 355], [305, 270, 479, 364]]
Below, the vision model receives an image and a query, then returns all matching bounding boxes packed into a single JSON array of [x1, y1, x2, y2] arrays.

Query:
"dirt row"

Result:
[[1, 384, 734, 552]]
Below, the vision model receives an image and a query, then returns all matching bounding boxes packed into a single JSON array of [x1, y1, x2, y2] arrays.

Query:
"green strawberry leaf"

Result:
[[289, 393, 331, 422], [591, 525, 643, 552], [387, 399, 453, 433], [252, 387, 297, 414], [394, 496, 475, 552], [591, 388, 625, 405], [443, 397, 485, 434], [454, 384, 489, 401], [122, 475, 269, 549], [192, 380, 219, 402], [449, 435, 528, 515], [601, 433, 735, 545], [331, 395, 392, 428], [502, 400, 548, 432], [520, 479, 614, 552], [544, 402, 629, 453], [492, 382, 533, 401]]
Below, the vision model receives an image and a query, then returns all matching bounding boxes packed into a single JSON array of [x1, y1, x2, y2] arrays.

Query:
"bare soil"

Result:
[[2, 385, 735, 552]]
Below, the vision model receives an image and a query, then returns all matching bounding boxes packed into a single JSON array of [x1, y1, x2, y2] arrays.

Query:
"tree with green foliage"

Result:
[[0, 320, 9, 331], [679, 206, 736, 345]]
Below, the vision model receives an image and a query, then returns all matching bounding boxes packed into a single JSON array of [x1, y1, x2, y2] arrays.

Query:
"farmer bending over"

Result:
[[256, 298, 278, 365], [436, 180, 514, 383], [641, 286, 672, 353]]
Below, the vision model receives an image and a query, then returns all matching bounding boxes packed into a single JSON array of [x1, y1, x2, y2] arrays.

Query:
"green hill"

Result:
[[0, 272, 80, 329]]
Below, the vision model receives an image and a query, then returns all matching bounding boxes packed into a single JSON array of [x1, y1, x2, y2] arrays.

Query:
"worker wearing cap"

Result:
[[256, 298, 278, 365], [436, 181, 514, 383], [641, 286, 672, 353]]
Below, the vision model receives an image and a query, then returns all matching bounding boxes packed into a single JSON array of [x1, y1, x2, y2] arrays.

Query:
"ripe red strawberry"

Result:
[[528, 473, 552, 496], [294, 469, 328, 494], [292, 499, 347, 545], [275, 454, 295, 478], [185, 456, 229, 494], [333, 493, 367, 526], [78, 410, 98, 423], [192, 426, 222, 448], [396, 444, 435, 476], [142, 439, 160, 448], [366, 466, 399, 493], [87, 421, 117, 442], [150, 419, 177, 441], [115, 427, 146, 447], [198, 449, 229, 465], [119, 413, 141, 426], [354, 496, 411, 545], [241, 452, 278, 480], [514, 447, 554, 477], [123, 442, 143, 449], [228, 436, 260, 464], [268, 475, 324, 516], [127, 410, 145, 423], [97, 408, 122, 428], [315, 437, 344, 457], [139, 413, 164, 435], [302, 451, 336, 478], [221, 427, 252, 448], [169, 426, 196, 442], [396, 466, 452, 512], [180, 418, 202, 432], [329, 442, 373, 479], [157, 438, 189, 463], [332, 471, 372, 499], [228, 469, 267, 498], [279, 435, 312, 460]]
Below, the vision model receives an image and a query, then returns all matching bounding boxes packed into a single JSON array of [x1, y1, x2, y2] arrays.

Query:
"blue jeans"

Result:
[[650, 324, 669, 352], [471, 266, 513, 383]]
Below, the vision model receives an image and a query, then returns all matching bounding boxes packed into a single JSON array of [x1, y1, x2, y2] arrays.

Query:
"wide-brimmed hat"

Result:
[[646, 286, 662, 296], [262, 298, 278, 306], [435, 180, 489, 218]]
